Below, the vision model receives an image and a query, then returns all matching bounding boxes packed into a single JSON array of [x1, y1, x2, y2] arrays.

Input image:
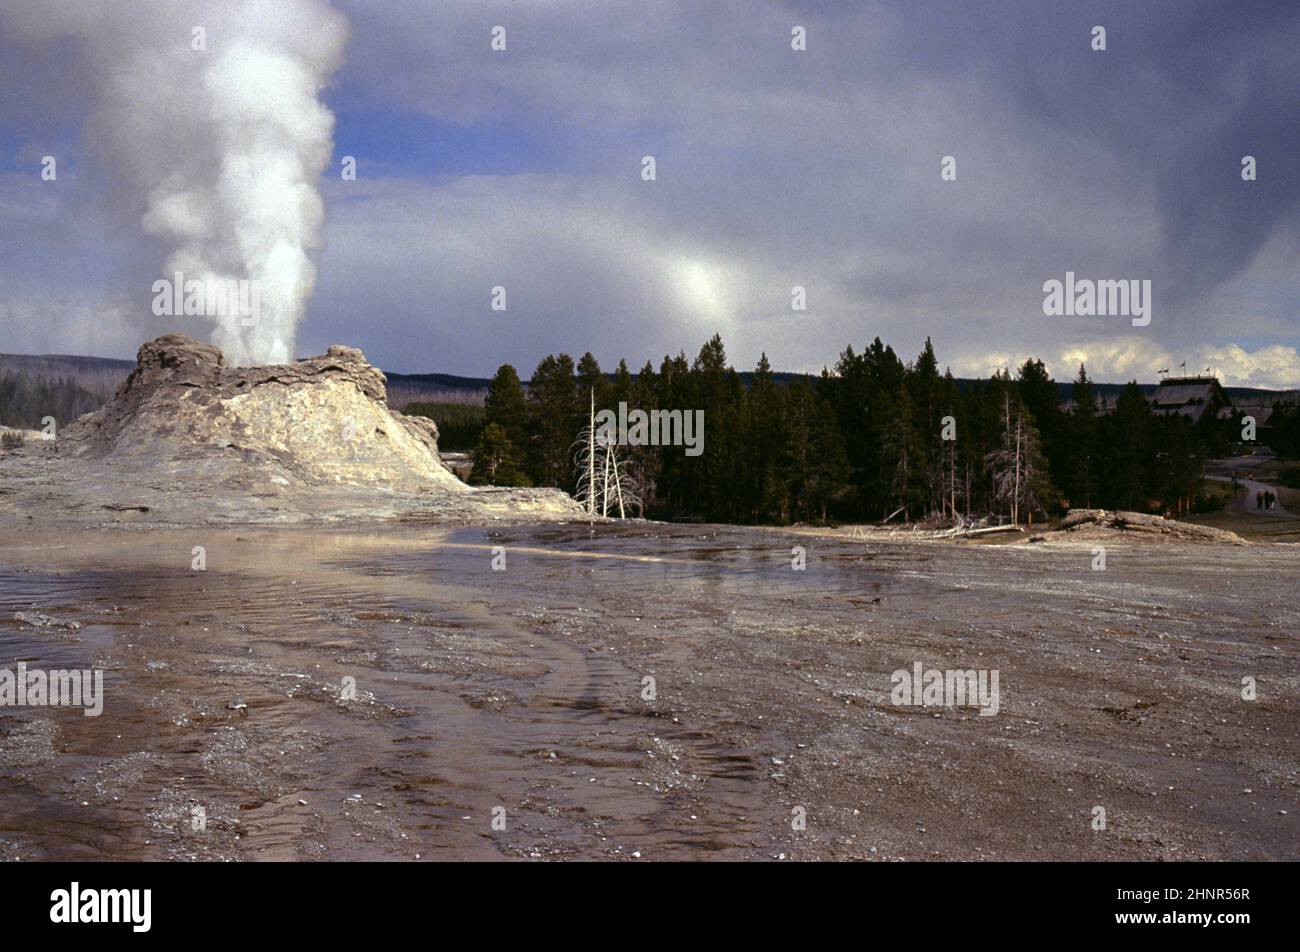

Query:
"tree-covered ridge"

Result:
[[6, 339, 1294, 524], [399, 402, 485, 451], [0, 371, 105, 431], [472, 334, 1268, 525]]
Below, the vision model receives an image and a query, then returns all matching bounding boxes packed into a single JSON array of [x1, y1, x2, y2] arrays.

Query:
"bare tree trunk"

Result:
[[611, 446, 627, 518], [587, 387, 596, 517], [601, 439, 618, 517], [948, 445, 957, 520], [1012, 414, 1022, 526]]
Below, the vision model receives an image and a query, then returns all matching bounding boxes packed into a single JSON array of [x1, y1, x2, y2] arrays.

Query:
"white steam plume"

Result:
[[1, 1, 348, 365]]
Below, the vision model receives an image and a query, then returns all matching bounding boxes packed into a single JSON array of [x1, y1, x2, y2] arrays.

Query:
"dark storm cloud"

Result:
[[1, 0, 1297, 384], [312, 0, 1298, 381]]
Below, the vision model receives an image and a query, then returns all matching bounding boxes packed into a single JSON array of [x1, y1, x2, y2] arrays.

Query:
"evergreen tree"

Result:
[[806, 387, 851, 520], [908, 337, 943, 512], [1066, 363, 1098, 508], [938, 369, 964, 518], [683, 335, 741, 520], [483, 364, 529, 450], [745, 353, 783, 521], [577, 352, 612, 412], [1151, 415, 1202, 514], [527, 354, 580, 488], [655, 352, 691, 514], [878, 388, 923, 520], [469, 423, 529, 486], [1101, 382, 1153, 511], [611, 359, 635, 408], [1017, 358, 1062, 491], [622, 360, 661, 513]]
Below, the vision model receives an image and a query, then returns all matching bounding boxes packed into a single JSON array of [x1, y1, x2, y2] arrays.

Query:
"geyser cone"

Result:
[[62, 334, 464, 493]]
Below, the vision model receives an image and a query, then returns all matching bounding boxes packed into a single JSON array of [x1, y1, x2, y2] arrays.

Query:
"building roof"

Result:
[[1150, 376, 1228, 423], [1219, 404, 1275, 426]]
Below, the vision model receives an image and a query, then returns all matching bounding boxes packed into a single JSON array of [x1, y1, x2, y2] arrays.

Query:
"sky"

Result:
[[1, 0, 1297, 386]]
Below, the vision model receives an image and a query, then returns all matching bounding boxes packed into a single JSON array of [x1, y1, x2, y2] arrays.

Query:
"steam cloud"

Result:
[[2, 1, 348, 365]]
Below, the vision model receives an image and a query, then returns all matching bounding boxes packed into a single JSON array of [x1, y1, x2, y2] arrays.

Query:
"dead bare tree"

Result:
[[986, 392, 1051, 526], [572, 388, 641, 520]]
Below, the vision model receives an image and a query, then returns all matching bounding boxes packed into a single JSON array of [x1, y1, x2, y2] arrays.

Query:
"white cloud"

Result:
[[1200, 344, 1300, 390], [1053, 338, 1173, 383]]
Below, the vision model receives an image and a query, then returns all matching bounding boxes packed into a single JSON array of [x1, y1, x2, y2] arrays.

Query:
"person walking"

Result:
[[1257, 490, 1264, 509]]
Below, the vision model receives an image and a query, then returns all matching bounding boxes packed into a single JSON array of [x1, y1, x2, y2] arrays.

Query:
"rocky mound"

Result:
[[0, 335, 582, 526], [1058, 509, 1245, 545], [60, 334, 464, 493]]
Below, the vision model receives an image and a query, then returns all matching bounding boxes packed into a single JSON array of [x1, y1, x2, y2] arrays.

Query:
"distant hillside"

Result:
[[0, 352, 491, 410], [384, 371, 490, 408], [0, 353, 135, 374], [0, 353, 133, 401]]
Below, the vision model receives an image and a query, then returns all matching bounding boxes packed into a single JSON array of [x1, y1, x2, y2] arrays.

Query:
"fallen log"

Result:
[[958, 524, 1025, 537]]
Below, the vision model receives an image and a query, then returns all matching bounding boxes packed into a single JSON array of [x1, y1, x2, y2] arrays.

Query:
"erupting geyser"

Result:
[[3, 0, 349, 365]]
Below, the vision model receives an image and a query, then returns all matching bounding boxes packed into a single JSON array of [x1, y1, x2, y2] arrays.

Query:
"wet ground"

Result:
[[0, 523, 1296, 860]]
